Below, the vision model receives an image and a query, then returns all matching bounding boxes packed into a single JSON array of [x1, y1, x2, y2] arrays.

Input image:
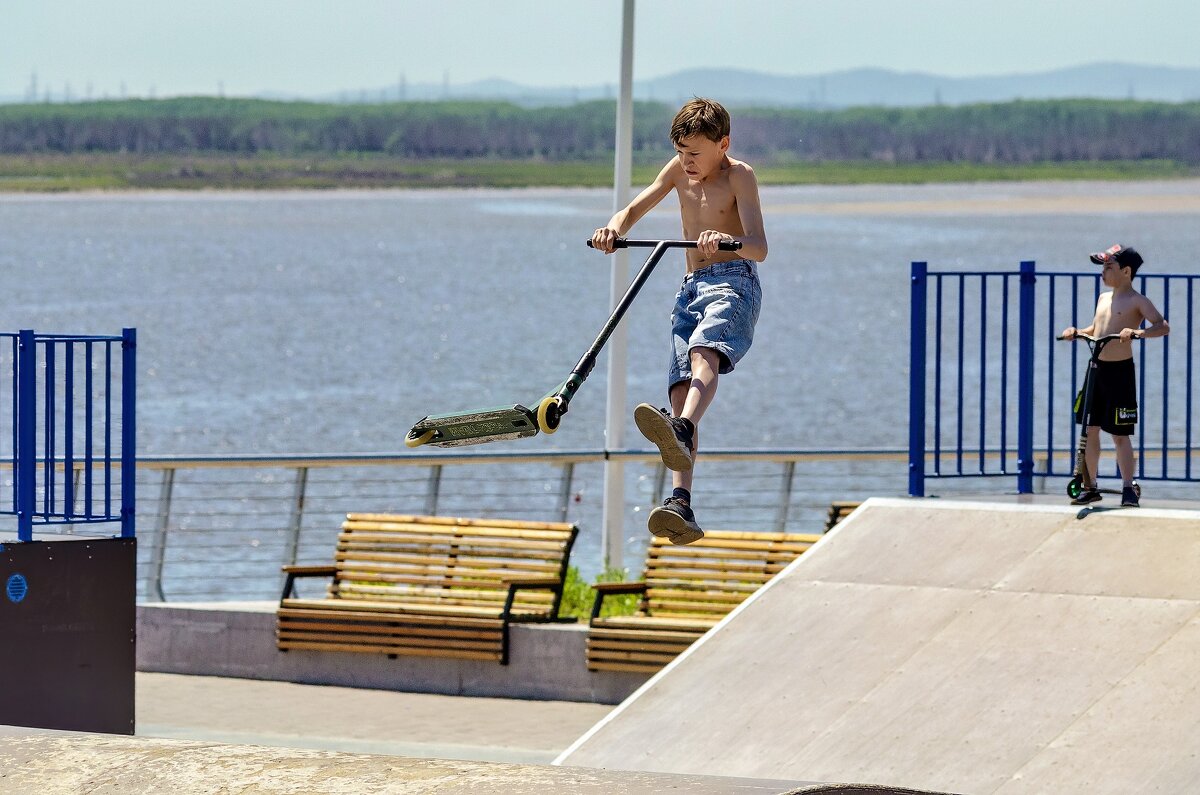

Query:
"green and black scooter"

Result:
[[405, 237, 741, 448], [1058, 331, 1141, 501]]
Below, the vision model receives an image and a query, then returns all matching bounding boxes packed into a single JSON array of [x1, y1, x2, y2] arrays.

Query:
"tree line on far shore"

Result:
[[2, 97, 1199, 164]]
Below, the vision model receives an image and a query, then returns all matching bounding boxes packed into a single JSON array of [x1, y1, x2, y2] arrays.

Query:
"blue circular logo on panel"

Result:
[[6, 573, 28, 603]]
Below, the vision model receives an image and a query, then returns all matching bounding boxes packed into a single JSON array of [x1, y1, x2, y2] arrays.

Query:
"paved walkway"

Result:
[[136, 672, 613, 764]]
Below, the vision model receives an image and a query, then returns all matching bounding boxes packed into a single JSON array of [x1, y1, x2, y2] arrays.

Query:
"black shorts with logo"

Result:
[[1074, 357, 1138, 436]]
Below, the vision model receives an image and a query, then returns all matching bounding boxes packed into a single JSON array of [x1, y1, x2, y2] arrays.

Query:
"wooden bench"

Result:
[[277, 513, 578, 665], [586, 530, 821, 673], [824, 500, 862, 532]]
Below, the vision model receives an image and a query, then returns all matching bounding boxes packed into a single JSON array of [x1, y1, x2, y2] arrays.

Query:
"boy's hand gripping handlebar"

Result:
[[1056, 332, 1132, 343]]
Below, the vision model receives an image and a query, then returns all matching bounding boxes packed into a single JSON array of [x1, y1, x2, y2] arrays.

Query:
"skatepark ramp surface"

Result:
[[556, 498, 1200, 795]]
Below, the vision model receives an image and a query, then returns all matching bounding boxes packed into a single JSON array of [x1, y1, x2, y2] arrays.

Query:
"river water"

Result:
[[2, 181, 1198, 592]]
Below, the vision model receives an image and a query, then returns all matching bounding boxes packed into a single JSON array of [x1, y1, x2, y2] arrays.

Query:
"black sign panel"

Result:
[[0, 536, 136, 735]]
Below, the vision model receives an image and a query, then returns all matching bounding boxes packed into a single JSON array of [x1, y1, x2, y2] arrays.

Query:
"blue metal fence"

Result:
[[2, 329, 136, 541], [909, 264, 1195, 497]]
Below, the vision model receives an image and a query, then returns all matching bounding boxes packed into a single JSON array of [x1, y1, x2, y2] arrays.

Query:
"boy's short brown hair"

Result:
[[671, 98, 730, 144]]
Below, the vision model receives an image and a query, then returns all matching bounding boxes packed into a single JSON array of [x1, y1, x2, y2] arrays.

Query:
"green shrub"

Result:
[[559, 565, 640, 620]]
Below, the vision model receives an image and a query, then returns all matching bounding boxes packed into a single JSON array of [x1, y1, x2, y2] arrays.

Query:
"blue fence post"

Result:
[[16, 329, 37, 542], [909, 262, 928, 497], [1017, 261, 1036, 494], [120, 328, 137, 538]]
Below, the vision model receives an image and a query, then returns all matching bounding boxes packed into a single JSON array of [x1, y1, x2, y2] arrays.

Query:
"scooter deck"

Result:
[[407, 405, 539, 448]]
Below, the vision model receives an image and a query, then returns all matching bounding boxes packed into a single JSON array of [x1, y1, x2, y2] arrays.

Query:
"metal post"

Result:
[[17, 329, 36, 542], [121, 327, 136, 537], [1017, 262, 1036, 494], [773, 461, 796, 532], [282, 466, 308, 575], [652, 461, 667, 505], [424, 465, 442, 515], [556, 462, 575, 524], [601, 0, 635, 569], [150, 468, 174, 602], [908, 263, 928, 497]]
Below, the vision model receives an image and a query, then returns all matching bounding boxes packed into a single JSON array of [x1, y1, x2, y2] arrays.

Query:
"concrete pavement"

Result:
[[135, 671, 611, 764]]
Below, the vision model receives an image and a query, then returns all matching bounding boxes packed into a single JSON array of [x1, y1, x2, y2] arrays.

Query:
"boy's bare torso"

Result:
[[1093, 290, 1147, 360], [672, 157, 748, 271]]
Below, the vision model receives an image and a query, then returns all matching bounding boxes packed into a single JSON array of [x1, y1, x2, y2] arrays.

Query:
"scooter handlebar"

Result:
[[587, 238, 742, 251], [1056, 332, 1137, 342]]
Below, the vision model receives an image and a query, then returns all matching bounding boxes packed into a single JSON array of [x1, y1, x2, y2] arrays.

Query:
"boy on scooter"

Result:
[[1060, 244, 1169, 507], [590, 98, 768, 544]]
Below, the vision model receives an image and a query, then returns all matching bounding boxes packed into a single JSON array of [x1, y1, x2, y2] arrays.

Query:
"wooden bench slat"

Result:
[[345, 513, 575, 532], [283, 598, 508, 619], [648, 542, 814, 555], [588, 628, 706, 643], [587, 648, 692, 664], [641, 558, 796, 574], [339, 540, 569, 558], [280, 603, 506, 625], [587, 660, 669, 673], [342, 522, 574, 542], [334, 552, 563, 570], [593, 615, 719, 631], [278, 640, 500, 661]]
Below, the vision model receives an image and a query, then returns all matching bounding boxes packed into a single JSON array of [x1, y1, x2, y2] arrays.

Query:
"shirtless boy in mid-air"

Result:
[[591, 98, 767, 544]]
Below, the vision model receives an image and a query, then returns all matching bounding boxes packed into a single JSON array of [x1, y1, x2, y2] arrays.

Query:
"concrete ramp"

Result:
[[556, 498, 1200, 795]]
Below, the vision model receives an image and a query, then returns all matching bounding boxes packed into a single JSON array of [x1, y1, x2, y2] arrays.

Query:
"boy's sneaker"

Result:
[[634, 403, 695, 472], [1121, 485, 1140, 508], [648, 496, 704, 545], [1070, 488, 1102, 506]]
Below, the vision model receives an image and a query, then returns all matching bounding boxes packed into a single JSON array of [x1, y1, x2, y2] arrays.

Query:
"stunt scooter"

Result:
[[1057, 331, 1141, 501], [405, 238, 742, 448]]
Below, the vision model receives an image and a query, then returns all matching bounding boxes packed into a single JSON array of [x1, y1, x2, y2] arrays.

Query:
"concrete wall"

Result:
[[136, 602, 647, 704]]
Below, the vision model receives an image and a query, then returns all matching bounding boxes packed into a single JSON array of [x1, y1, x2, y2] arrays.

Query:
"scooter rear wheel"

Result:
[[1066, 475, 1084, 499], [405, 429, 436, 448], [537, 396, 564, 434]]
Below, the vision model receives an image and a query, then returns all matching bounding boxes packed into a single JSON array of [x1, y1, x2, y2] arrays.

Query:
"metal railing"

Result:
[[909, 262, 1196, 496], [0, 329, 136, 540], [118, 448, 906, 602]]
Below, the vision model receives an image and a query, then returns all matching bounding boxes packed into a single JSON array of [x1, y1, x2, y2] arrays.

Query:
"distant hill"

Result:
[[634, 63, 1200, 107], [309, 62, 1200, 108], [3, 63, 1197, 108]]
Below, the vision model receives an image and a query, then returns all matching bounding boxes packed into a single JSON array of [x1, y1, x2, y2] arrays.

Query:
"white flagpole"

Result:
[[601, 0, 635, 571]]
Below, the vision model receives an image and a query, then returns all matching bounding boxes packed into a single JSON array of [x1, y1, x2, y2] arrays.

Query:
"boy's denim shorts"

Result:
[[668, 259, 762, 389]]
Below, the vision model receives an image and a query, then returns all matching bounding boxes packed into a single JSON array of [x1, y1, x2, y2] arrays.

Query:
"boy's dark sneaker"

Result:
[[1121, 485, 1140, 507], [648, 496, 704, 545], [634, 403, 695, 472], [1070, 488, 1102, 506]]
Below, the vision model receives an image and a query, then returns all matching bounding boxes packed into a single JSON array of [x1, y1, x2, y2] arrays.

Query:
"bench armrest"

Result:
[[503, 577, 569, 621], [591, 581, 647, 595], [279, 565, 337, 602], [590, 581, 647, 621]]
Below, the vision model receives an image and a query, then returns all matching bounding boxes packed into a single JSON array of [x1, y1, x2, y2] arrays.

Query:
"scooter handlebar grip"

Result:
[[586, 239, 629, 249], [718, 240, 743, 251]]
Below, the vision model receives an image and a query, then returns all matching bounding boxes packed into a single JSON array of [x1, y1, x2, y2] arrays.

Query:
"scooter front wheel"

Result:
[[1066, 475, 1084, 499], [537, 396, 564, 434], [405, 429, 436, 448]]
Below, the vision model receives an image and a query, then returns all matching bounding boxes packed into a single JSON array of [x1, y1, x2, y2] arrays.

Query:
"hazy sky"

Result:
[[5, 0, 1199, 99]]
